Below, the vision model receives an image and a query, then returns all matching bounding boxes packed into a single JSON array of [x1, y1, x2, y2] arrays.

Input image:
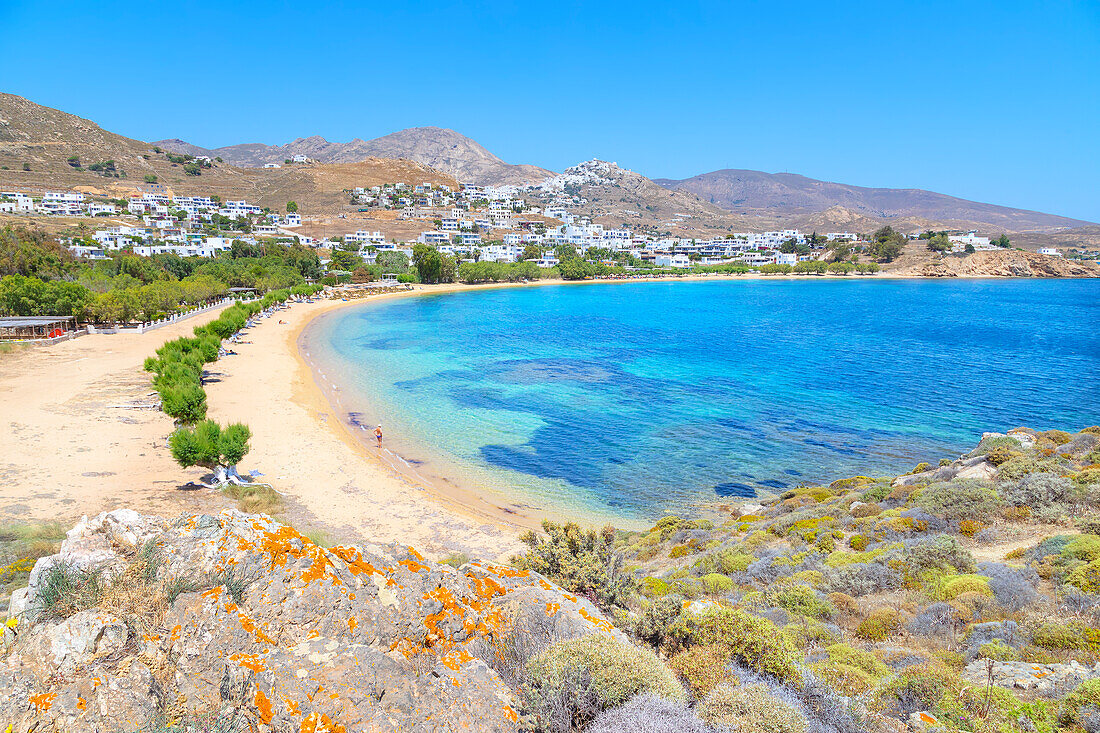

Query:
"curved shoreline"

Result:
[[279, 272, 1099, 549]]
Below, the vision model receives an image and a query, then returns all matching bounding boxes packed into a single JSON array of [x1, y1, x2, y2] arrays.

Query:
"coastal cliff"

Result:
[[3, 426, 1100, 732], [895, 250, 1098, 278]]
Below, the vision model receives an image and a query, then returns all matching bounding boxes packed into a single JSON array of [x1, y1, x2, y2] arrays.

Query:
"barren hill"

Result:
[[156, 127, 553, 186], [0, 93, 456, 213], [654, 169, 1093, 233]]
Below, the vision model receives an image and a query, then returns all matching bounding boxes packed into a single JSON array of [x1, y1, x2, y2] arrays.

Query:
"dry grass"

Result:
[[222, 483, 282, 515]]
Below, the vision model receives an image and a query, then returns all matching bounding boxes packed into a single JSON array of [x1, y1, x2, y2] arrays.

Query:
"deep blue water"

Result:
[[306, 279, 1099, 523]]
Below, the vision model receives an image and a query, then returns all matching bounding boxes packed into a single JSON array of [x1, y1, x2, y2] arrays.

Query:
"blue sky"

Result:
[[1, 1, 1098, 221]]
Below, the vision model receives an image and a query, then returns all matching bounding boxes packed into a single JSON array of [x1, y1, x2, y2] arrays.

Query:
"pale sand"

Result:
[[0, 306, 236, 524]]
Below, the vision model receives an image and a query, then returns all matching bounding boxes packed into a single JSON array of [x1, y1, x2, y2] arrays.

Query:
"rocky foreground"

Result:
[[0, 510, 623, 731], [3, 426, 1100, 733]]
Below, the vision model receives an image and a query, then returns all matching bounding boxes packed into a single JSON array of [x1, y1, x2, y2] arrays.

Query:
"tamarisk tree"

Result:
[[169, 420, 253, 488]]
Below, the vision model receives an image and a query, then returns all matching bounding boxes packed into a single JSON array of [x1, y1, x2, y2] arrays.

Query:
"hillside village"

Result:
[[3, 171, 1093, 282]]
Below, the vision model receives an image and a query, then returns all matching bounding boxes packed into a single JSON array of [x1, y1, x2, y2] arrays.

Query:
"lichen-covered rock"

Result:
[[0, 510, 626, 731]]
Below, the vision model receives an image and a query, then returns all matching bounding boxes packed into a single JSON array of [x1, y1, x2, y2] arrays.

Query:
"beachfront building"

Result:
[[1038, 247, 1062, 256], [655, 253, 691, 268]]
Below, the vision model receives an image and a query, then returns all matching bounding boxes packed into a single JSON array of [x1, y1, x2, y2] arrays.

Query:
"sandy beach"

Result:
[[1, 270, 1020, 563]]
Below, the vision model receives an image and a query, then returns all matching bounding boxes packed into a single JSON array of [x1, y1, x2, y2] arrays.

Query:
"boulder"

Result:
[[0, 510, 630, 731]]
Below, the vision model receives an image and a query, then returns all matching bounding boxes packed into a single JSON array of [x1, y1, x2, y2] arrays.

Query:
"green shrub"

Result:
[[525, 634, 684, 729], [701, 573, 733, 595], [1064, 534, 1100, 562], [1066, 558, 1100, 593], [1039, 429, 1073, 446], [667, 607, 800, 683], [855, 608, 901, 641], [881, 666, 957, 716], [639, 577, 669, 598], [1032, 622, 1086, 651], [810, 643, 889, 695], [848, 534, 870, 551], [978, 639, 1019, 661], [668, 644, 732, 696], [697, 683, 807, 733], [718, 551, 753, 573], [634, 594, 685, 647], [513, 520, 634, 613], [1060, 679, 1100, 728], [913, 479, 1003, 522], [931, 573, 992, 601], [768, 584, 835, 620], [906, 535, 976, 575]]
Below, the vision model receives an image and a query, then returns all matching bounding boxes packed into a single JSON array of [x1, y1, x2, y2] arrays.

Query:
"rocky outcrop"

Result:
[[898, 250, 1098, 278], [962, 659, 1100, 695], [1, 510, 621, 731]]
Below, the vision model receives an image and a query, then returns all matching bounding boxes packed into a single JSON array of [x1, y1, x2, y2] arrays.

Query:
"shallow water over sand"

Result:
[[305, 279, 1100, 523]]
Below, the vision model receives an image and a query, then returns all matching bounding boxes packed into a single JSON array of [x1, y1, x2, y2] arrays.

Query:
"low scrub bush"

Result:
[[701, 572, 733, 595], [514, 520, 634, 613], [1067, 558, 1100, 593], [903, 534, 976, 575], [855, 607, 901, 641], [978, 561, 1038, 611], [1001, 472, 1073, 508], [930, 573, 992, 601], [907, 602, 959, 638], [1060, 679, 1100, 730], [1065, 534, 1100, 562], [697, 682, 808, 733], [668, 644, 732, 697], [913, 479, 1003, 522], [811, 643, 889, 695], [667, 607, 801, 683], [768, 584, 835, 620], [1031, 621, 1087, 651], [634, 594, 684, 648], [824, 561, 902, 597], [880, 665, 958, 717], [587, 694, 712, 733], [524, 634, 684, 732]]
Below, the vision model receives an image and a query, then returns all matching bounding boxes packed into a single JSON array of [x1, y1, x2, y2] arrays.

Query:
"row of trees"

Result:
[[457, 260, 543, 284], [0, 226, 323, 323], [146, 285, 321, 485], [759, 261, 881, 275]]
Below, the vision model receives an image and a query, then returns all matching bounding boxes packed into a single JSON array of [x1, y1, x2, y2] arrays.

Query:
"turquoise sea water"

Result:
[[304, 279, 1100, 523]]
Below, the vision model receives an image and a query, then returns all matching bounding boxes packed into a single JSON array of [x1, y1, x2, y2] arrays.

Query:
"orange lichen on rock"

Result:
[[439, 647, 474, 671], [230, 652, 266, 673], [503, 706, 518, 723], [77, 696, 87, 711], [399, 558, 430, 573], [300, 713, 347, 733], [579, 607, 614, 632], [348, 616, 358, 631], [466, 573, 507, 600], [255, 688, 274, 724], [329, 546, 380, 576], [29, 692, 56, 712], [545, 602, 560, 617], [236, 609, 278, 646]]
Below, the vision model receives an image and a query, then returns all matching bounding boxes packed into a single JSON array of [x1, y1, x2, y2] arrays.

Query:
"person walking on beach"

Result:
[[375, 425, 383, 449]]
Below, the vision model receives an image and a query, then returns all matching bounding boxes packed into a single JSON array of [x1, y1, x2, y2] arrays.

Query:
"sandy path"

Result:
[[0, 307, 234, 524]]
